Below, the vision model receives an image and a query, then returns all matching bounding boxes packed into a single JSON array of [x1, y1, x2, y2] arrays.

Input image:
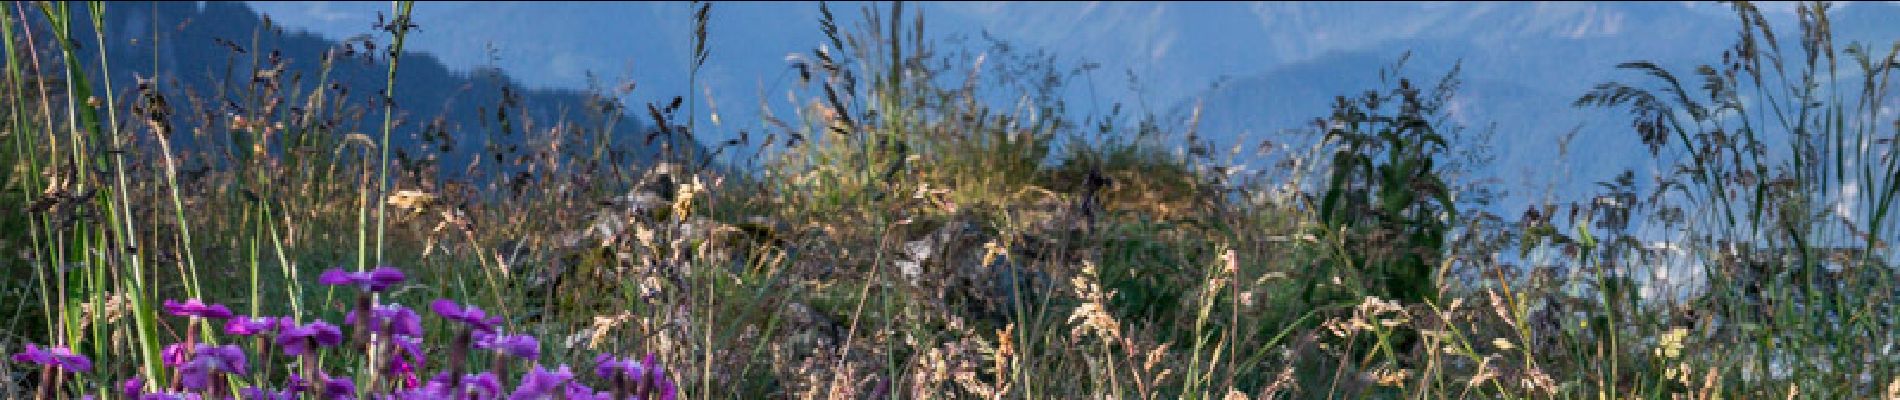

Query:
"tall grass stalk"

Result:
[[84, 1, 174, 388], [370, 1, 415, 272], [1574, 1, 1898, 395]]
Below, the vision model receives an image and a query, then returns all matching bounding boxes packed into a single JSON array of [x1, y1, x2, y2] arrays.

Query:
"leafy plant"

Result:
[[1310, 56, 1462, 307]]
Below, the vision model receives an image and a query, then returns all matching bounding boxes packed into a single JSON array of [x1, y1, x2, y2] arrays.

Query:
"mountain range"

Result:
[[238, 1, 1900, 214], [58, 1, 693, 181]]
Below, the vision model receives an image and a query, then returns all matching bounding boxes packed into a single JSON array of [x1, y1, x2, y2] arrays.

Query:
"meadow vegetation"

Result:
[[1, 1, 1897, 398]]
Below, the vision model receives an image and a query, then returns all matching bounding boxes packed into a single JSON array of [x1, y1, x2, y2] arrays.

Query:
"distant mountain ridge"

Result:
[[65, 1, 698, 177], [1169, 1, 1900, 214], [235, 1, 1900, 215]]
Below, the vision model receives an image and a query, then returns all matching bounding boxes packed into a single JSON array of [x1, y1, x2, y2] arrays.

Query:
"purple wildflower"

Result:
[[225, 315, 287, 336], [384, 390, 426, 400], [391, 334, 426, 363], [163, 299, 234, 319], [474, 332, 540, 359], [179, 344, 248, 390], [603, 354, 678, 400], [650, 365, 678, 400], [239, 387, 296, 400], [277, 321, 344, 356], [344, 303, 423, 337], [137, 393, 202, 400], [463, 372, 505, 399], [507, 364, 573, 400], [321, 375, 356, 399], [390, 359, 420, 390], [385, 389, 438, 400], [594, 354, 642, 381], [121, 377, 143, 397], [417, 372, 502, 399], [10, 343, 92, 372], [388, 335, 426, 389], [285, 374, 312, 394], [595, 353, 677, 397], [564, 382, 614, 400], [317, 266, 406, 292], [430, 299, 501, 333], [161, 343, 189, 367]]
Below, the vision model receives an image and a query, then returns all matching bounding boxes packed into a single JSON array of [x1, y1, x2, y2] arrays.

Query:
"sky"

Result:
[[244, 1, 1807, 95]]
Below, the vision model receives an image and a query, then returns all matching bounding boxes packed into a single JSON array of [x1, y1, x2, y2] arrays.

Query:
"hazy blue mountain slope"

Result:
[[236, 1, 1900, 212], [1165, 2, 1900, 215], [67, 1, 695, 177], [245, 1, 844, 152]]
